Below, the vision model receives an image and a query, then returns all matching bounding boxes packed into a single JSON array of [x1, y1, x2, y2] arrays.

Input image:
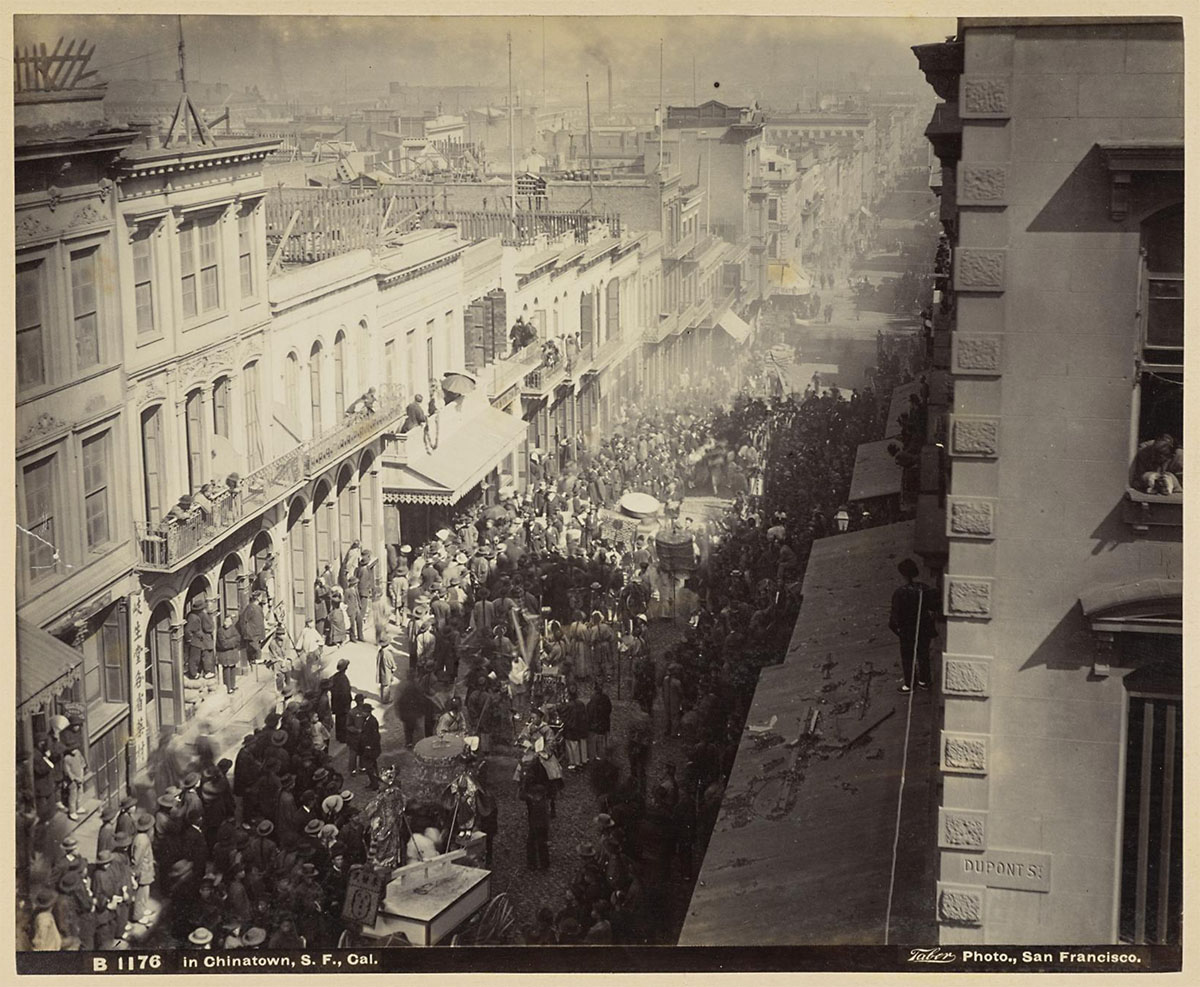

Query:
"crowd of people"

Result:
[[20, 318, 921, 949]]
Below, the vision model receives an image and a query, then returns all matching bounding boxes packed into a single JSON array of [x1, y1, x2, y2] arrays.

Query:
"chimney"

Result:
[[607, 65, 612, 116]]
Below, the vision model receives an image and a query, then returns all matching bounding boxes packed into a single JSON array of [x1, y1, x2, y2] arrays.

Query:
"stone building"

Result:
[[914, 15, 1183, 945]]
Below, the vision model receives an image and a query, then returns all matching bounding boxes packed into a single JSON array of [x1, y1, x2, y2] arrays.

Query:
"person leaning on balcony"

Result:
[[1132, 434, 1184, 495], [166, 494, 194, 524], [402, 394, 427, 434]]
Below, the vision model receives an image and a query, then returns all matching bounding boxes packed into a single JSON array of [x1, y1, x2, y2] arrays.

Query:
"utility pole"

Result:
[[508, 32, 516, 225], [177, 14, 187, 93], [585, 74, 595, 210], [542, 18, 547, 113], [658, 39, 664, 174]]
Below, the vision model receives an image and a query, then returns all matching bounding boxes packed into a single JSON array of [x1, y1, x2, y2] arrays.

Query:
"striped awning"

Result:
[[384, 406, 528, 506], [18, 616, 83, 715]]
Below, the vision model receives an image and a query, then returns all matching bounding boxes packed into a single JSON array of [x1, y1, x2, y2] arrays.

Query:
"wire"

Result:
[[883, 586, 921, 945], [91, 46, 177, 76]]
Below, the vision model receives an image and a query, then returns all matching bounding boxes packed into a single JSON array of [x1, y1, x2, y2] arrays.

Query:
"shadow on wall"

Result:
[[1088, 497, 1181, 556], [1027, 144, 1183, 234], [1018, 600, 1096, 674]]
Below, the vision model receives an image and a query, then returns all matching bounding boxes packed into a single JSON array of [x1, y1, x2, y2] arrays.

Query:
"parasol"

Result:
[[441, 371, 477, 398]]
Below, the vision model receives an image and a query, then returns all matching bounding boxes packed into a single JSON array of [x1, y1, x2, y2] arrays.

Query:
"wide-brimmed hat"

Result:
[[100, 805, 118, 823], [339, 790, 354, 803], [58, 870, 82, 893], [304, 819, 323, 837], [119, 795, 137, 811], [312, 768, 329, 783], [61, 835, 79, 851], [280, 773, 296, 789], [321, 795, 344, 816], [156, 794, 177, 810], [241, 927, 267, 947], [135, 812, 154, 833], [169, 859, 194, 880], [593, 813, 615, 831], [188, 927, 213, 946], [255, 820, 275, 836], [32, 888, 57, 910], [319, 824, 339, 842], [270, 730, 289, 747], [113, 832, 133, 849], [95, 849, 114, 865], [299, 862, 319, 878], [577, 841, 596, 859]]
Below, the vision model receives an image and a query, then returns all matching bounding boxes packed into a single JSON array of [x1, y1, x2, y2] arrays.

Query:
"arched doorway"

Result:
[[336, 463, 356, 576], [251, 529, 274, 574], [313, 481, 334, 575], [185, 575, 211, 615], [286, 496, 310, 629], [359, 450, 377, 570], [144, 601, 179, 735], [219, 553, 244, 625]]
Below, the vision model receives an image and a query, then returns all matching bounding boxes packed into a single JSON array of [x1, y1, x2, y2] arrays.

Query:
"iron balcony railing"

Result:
[[135, 383, 406, 571]]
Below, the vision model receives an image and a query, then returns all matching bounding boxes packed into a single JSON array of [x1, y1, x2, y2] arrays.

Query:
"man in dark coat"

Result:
[[184, 597, 213, 679], [587, 684, 613, 761], [344, 579, 363, 643], [238, 592, 267, 666], [233, 736, 260, 820], [888, 558, 939, 692], [358, 705, 381, 790], [216, 614, 243, 694], [329, 659, 353, 743]]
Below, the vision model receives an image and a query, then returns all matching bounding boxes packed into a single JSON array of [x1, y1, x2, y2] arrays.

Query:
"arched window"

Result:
[[334, 330, 347, 418], [309, 341, 323, 436], [285, 351, 301, 421], [141, 404, 167, 524]]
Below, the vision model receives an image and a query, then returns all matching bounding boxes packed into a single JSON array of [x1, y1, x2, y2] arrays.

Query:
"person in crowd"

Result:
[[888, 558, 940, 692]]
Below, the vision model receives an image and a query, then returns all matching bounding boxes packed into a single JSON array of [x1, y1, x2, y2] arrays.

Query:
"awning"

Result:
[[18, 616, 83, 715], [1080, 578, 1182, 630], [718, 310, 752, 343], [682, 522, 936, 945], [384, 406, 527, 506], [848, 438, 902, 501], [885, 380, 925, 439]]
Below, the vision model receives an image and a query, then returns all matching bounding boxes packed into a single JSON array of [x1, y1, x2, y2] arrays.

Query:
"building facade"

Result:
[[915, 16, 1183, 945]]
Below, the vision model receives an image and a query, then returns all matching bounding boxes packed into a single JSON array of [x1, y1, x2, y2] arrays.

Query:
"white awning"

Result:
[[718, 310, 752, 344]]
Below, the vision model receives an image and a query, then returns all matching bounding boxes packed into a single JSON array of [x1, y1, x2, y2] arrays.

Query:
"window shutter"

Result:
[[465, 300, 486, 372], [142, 408, 163, 523]]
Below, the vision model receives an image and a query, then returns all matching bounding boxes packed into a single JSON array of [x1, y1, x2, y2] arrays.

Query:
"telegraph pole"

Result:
[[585, 74, 595, 209], [658, 39, 664, 173], [508, 32, 516, 224]]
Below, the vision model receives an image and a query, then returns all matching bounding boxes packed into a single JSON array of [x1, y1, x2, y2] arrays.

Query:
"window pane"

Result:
[[82, 433, 111, 549], [179, 222, 195, 275], [16, 262, 46, 388], [201, 265, 220, 311], [71, 249, 101, 369], [133, 235, 155, 334], [240, 254, 253, 296], [102, 617, 126, 703], [199, 216, 219, 265], [1147, 279, 1184, 351], [182, 274, 197, 319], [83, 635, 102, 706], [23, 458, 57, 577]]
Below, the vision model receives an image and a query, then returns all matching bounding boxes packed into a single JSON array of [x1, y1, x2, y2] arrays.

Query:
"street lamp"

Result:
[[834, 505, 850, 532]]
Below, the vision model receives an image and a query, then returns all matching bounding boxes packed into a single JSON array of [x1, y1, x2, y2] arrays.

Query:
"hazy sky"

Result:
[[16, 15, 955, 104]]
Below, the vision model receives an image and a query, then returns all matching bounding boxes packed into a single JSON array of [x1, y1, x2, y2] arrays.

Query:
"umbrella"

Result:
[[618, 492, 661, 518], [441, 371, 477, 398]]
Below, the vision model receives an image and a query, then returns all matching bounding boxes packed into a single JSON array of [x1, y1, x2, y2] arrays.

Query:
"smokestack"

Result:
[[607, 65, 612, 116]]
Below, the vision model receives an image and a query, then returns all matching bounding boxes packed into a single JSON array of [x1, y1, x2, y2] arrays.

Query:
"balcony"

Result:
[[522, 358, 571, 396], [479, 343, 541, 400], [1122, 489, 1183, 532], [700, 289, 737, 328], [663, 228, 698, 261], [135, 384, 405, 572]]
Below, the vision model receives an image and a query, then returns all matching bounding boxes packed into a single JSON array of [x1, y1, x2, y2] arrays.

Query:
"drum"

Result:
[[412, 735, 467, 801]]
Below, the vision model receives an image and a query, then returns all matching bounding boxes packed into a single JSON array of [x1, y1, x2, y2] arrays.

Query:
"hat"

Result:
[[313, 767, 329, 783], [304, 819, 323, 837], [280, 773, 296, 789], [164, 785, 182, 798], [218, 757, 233, 773], [241, 927, 267, 947], [100, 805, 117, 823], [336, 658, 350, 670], [58, 870, 82, 892], [577, 842, 596, 859], [319, 824, 339, 842], [188, 927, 213, 946], [119, 796, 137, 812], [322, 795, 344, 816], [270, 730, 289, 747], [169, 859, 194, 880], [32, 888, 57, 910], [339, 790, 354, 803], [157, 794, 177, 810], [594, 813, 615, 831], [590, 581, 602, 591], [256, 820, 275, 836], [113, 832, 132, 850], [898, 558, 920, 579], [400, 545, 412, 554], [135, 813, 154, 833], [454, 552, 468, 565], [299, 862, 319, 878], [96, 850, 114, 865], [61, 835, 78, 851]]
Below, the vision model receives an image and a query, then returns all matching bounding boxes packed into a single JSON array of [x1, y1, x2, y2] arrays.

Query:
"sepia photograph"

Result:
[[10, 5, 1187, 976]]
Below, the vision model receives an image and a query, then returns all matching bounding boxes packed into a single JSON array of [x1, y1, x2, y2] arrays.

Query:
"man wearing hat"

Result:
[[109, 831, 134, 933], [90, 850, 122, 949], [51, 834, 87, 882], [130, 813, 156, 924], [53, 865, 94, 950], [329, 658, 353, 744], [358, 702, 381, 790], [240, 926, 267, 949], [30, 887, 62, 951], [238, 590, 267, 668], [186, 926, 213, 949], [185, 596, 216, 680], [888, 558, 939, 692], [244, 820, 278, 874], [95, 804, 118, 858]]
